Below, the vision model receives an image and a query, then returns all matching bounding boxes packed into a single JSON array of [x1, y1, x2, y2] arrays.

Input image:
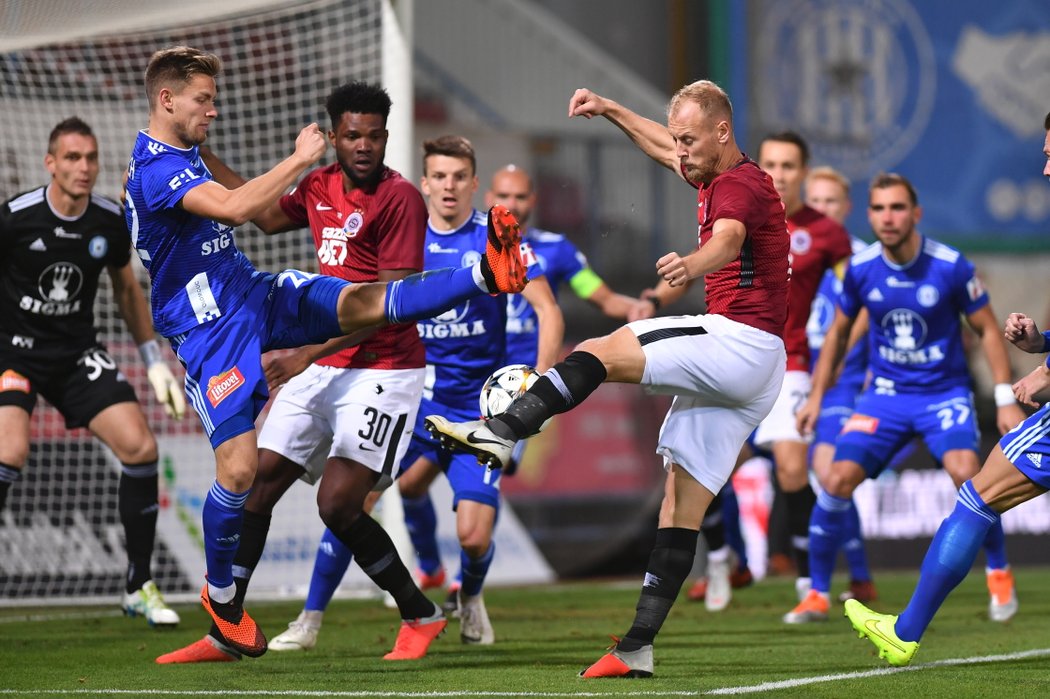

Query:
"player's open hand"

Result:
[[1004, 312, 1044, 353], [568, 88, 606, 119], [795, 394, 821, 437], [147, 362, 186, 420], [1013, 364, 1050, 408], [264, 351, 311, 391], [294, 123, 327, 166], [656, 252, 689, 287]]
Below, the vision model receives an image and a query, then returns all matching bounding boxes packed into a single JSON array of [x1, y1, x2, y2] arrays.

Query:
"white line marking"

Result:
[[705, 647, 1050, 695], [3, 647, 1049, 697], [0, 609, 124, 624]]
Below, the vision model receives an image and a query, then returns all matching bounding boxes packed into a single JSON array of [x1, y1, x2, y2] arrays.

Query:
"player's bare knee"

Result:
[[459, 533, 492, 558], [825, 462, 862, 498], [112, 429, 158, 465], [317, 493, 364, 532]]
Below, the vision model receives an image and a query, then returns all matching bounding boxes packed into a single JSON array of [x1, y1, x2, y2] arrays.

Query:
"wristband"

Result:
[[138, 339, 163, 368], [1042, 330, 1050, 354], [994, 383, 1015, 408], [643, 293, 662, 310]]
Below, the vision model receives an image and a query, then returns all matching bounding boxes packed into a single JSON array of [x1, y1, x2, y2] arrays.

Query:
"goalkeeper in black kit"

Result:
[[0, 117, 185, 625]]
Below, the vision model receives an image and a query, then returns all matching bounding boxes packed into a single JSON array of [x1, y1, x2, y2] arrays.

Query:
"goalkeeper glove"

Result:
[[140, 340, 186, 420]]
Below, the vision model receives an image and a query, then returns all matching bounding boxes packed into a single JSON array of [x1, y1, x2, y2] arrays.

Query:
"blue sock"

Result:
[[981, 518, 1008, 570], [809, 490, 852, 594], [403, 494, 441, 575], [202, 481, 249, 592], [385, 267, 483, 324], [842, 498, 872, 582], [305, 528, 354, 612], [721, 486, 749, 569], [460, 543, 495, 596], [896, 481, 997, 642]]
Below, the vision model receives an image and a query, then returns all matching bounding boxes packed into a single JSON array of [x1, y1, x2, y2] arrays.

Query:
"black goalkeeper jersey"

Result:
[[0, 186, 131, 356]]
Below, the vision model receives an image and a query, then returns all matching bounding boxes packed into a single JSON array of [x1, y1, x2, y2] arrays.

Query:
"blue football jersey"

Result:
[[418, 209, 509, 409], [840, 236, 987, 394], [504, 227, 587, 365], [124, 130, 256, 337]]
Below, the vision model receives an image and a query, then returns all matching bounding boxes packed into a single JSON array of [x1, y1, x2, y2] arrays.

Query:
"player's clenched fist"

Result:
[[1004, 312, 1044, 353], [568, 88, 607, 119], [294, 123, 327, 165], [656, 251, 689, 287]]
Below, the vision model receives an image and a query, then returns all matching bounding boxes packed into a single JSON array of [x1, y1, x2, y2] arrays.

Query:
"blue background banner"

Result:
[[744, 0, 1050, 247]]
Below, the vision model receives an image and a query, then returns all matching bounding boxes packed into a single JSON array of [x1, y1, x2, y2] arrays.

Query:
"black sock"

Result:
[[331, 513, 434, 620], [785, 485, 816, 578], [701, 492, 726, 552], [491, 351, 607, 440], [119, 462, 159, 593], [0, 462, 21, 514], [619, 527, 698, 651]]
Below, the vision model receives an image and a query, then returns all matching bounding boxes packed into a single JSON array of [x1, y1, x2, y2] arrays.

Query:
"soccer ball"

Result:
[[479, 363, 541, 421]]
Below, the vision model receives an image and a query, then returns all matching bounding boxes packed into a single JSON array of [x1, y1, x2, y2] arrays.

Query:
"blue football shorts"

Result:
[[171, 270, 348, 449], [833, 384, 979, 478]]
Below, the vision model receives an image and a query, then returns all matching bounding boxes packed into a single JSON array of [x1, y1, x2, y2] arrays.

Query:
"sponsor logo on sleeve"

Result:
[[207, 367, 245, 407]]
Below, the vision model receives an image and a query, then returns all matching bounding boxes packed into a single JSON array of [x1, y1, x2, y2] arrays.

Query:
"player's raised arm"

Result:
[[198, 146, 298, 234], [568, 88, 679, 175], [180, 124, 326, 226], [657, 217, 746, 287]]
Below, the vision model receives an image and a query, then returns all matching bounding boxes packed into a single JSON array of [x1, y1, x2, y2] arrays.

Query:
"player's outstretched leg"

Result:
[[384, 205, 527, 329], [843, 599, 918, 667], [846, 480, 996, 666], [428, 350, 608, 468]]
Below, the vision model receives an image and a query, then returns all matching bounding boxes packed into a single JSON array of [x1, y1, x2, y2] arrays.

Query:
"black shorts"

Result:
[[0, 344, 139, 429]]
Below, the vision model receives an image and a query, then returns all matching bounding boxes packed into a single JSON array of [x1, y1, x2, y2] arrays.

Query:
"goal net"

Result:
[[0, 0, 386, 604]]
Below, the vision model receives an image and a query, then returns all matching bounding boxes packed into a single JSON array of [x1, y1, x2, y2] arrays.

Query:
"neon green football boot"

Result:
[[844, 599, 919, 667]]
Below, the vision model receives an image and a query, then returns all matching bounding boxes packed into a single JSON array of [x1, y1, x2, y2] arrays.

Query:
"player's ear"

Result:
[[327, 129, 336, 145], [44, 152, 56, 175], [913, 205, 923, 223], [717, 120, 730, 145]]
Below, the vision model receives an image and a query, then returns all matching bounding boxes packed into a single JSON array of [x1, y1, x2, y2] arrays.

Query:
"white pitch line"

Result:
[[705, 647, 1050, 695], [3, 647, 1050, 698], [0, 609, 124, 624]]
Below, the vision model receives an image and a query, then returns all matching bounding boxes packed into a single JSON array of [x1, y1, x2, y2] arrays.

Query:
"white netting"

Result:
[[0, 0, 385, 602]]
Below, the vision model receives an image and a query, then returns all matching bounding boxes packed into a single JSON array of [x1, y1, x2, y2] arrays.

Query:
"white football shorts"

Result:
[[752, 369, 812, 449], [258, 364, 424, 491], [629, 313, 786, 494]]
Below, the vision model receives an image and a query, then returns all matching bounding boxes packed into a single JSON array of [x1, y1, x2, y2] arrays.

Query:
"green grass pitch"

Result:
[[3, 568, 1049, 697]]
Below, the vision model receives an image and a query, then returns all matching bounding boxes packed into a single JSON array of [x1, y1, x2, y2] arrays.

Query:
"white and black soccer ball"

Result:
[[479, 363, 541, 421]]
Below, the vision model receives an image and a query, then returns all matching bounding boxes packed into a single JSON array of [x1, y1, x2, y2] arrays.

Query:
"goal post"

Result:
[[0, 0, 408, 604]]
